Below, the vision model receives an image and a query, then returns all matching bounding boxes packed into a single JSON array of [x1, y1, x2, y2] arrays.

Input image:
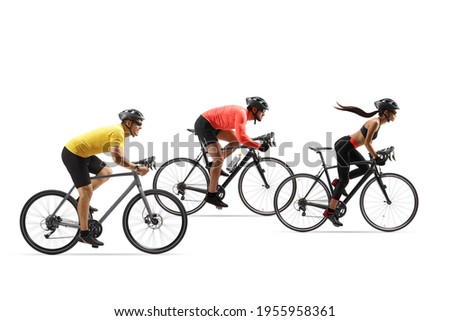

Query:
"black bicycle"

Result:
[[153, 131, 294, 215], [20, 157, 188, 254], [274, 146, 419, 232]]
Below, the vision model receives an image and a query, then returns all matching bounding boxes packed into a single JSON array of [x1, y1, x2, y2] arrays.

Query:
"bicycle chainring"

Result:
[[335, 202, 347, 218], [88, 219, 103, 238]]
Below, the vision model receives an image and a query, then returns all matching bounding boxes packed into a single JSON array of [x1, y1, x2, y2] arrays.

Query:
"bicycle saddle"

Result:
[[309, 146, 332, 152]]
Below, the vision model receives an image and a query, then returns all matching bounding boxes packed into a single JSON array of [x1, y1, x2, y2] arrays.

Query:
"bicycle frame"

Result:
[[180, 146, 266, 195], [52, 171, 153, 228], [305, 151, 391, 209]]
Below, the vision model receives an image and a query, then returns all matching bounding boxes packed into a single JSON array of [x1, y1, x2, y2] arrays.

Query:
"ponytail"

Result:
[[334, 102, 379, 118]]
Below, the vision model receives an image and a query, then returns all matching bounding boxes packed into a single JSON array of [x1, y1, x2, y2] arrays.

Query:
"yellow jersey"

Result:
[[65, 124, 125, 158]]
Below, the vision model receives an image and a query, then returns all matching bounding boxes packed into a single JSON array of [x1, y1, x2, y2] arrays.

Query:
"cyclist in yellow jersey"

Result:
[[62, 109, 149, 246]]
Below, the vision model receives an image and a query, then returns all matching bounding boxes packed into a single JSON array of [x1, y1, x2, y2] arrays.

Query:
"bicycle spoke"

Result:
[[20, 191, 79, 254], [123, 190, 187, 254], [153, 158, 208, 215], [360, 174, 418, 231], [274, 174, 329, 232], [239, 158, 294, 215]]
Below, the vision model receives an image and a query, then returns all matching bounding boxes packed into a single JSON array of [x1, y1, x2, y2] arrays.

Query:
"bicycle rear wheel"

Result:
[[238, 157, 294, 215], [123, 189, 188, 254], [360, 173, 419, 232], [20, 190, 79, 254], [274, 174, 330, 232], [153, 158, 209, 215]]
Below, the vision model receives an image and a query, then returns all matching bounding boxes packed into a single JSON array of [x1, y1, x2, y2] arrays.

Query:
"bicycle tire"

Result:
[[274, 174, 330, 232], [238, 157, 294, 215], [20, 190, 79, 255], [360, 173, 419, 232], [123, 189, 188, 254], [153, 158, 209, 215]]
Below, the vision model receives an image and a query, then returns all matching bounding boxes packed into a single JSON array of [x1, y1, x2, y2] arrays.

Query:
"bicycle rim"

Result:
[[360, 173, 419, 231], [123, 189, 188, 254], [238, 157, 294, 215], [20, 190, 79, 254], [153, 158, 208, 215], [274, 174, 330, 232]]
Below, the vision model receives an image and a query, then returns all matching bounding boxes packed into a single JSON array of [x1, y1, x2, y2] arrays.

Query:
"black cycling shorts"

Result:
[[194, 115, 221, 147], [61, 147, 106, 188]]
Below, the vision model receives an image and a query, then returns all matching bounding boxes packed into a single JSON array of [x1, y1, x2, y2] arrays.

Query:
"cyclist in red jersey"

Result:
[[194, 97, 270, 208]]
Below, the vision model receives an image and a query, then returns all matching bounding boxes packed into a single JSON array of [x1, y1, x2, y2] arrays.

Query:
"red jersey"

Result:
[[202, 105, 260, 149]]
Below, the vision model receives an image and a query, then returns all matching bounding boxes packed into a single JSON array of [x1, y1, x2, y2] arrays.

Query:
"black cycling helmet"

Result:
[[374, 98, 399, 111], [246, 96, 269, 112], [119, 109, 145, 122]]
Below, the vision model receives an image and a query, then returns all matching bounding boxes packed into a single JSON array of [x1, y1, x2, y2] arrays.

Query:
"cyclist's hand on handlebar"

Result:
[[372, 147, 395, 166], [259, 142, 270, 152], [136, 166, 150, 176], [374, 155, 386, 166], [133, 156, 156, 175], [135, 156, 156, 170]]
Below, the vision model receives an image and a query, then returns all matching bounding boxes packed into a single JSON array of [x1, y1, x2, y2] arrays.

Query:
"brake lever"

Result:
[[268, 132, 276, 147], [138, 156, 156, 170], [148, 156, 156, 170]]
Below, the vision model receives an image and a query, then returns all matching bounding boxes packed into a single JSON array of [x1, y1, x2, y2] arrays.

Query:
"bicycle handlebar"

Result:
[[133, 156, 156, 170], [371, 146, 396, 163], [251, 132, 276, 147]]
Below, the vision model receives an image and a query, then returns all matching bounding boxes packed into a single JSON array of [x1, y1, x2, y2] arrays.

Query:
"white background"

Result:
[[1, 0, 448, 320]]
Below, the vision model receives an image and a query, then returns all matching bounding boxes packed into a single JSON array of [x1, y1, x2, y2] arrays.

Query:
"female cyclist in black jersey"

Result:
[[324, 98, 399, 227]]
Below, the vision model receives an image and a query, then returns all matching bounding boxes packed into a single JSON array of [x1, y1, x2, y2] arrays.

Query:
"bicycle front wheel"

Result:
[[360, 173, 419, 232], [123, 189, 188, 254], [274, 174, 330, 232], [238, 157, 294, 215], [20, 190, 79, 255], [153, 158, 209, 215]]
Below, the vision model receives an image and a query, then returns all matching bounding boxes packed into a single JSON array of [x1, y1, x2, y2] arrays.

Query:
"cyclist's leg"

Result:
[[77, 183, 104, 246], [330, 137, 352, 208], [88, 156, 112, 191], [324, 137, 353, 226], [217, 130, 239, 159], [206, 142, 224, 193], [62, 147, 103, 245], [195, 115, 224, 192], [195, 115, 228, 207], [348, 149, 369, 179], [62, 147, 92, 219], [77, 184, 93, 230]]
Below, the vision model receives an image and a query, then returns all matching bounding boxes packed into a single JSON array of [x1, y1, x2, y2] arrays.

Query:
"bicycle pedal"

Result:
[[216, 206, 223, 210], [92, 245, 99, 248]]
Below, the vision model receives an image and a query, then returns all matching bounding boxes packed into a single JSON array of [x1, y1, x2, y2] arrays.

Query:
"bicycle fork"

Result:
[[129, 172, 162, 227], [253, 160, 270, 188], [374, 174, 392, 205]]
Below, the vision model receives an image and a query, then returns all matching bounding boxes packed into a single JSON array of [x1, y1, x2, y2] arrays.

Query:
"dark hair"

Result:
[[334, 102, 379, 118]]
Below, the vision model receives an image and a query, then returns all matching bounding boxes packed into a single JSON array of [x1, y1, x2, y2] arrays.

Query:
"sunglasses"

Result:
[[133, 120, 143, 126]]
